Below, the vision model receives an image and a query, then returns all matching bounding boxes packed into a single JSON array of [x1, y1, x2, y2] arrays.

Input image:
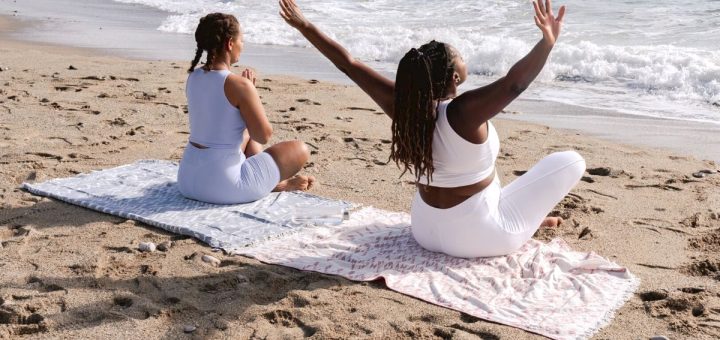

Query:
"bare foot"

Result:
[[273, 175, 316, 192], [540, 216, 563, 228]]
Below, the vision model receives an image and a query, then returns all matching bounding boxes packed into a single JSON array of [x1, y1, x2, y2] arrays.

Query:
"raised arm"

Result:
[[450, 0, 566, 126], [279, 0, 395, 118]]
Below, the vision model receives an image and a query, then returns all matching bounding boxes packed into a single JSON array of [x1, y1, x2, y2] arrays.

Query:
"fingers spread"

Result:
[[557, 5, 566, 23], [533, 1, 545, 19], [546, 0, 553, 16], [537, 0, 545, 14], [534, 15, 543, 28]]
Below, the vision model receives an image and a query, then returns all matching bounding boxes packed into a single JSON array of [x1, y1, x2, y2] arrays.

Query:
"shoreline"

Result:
[[1, 8, 717, 163]]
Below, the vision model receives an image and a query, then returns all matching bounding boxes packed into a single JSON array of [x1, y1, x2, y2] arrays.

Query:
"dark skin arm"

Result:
[[449, 0, 566, 140], [279, 0, 395, 118]]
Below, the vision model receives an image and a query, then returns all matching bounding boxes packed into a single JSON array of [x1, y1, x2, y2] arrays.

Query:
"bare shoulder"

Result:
[[224, 73, 258, 106], [225, 73, 254, 91]]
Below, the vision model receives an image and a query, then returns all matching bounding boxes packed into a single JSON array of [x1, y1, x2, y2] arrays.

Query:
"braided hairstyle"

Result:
[[390, 40, 457, 183], [188, 13, 241, 73]]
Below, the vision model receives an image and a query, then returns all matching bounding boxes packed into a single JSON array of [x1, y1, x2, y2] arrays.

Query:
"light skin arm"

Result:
[[279, 0, 395, 118], [449, 0, 566, 129], [225, 70, 273, 145]]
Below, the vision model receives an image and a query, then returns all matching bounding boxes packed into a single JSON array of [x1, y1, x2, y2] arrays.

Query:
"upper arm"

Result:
[[343, 60, 396, 119], [449, 76, 524, 128], [225, 74, 272, 144]]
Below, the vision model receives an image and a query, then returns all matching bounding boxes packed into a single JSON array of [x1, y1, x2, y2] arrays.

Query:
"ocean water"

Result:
[[110, 0, 720, 124]]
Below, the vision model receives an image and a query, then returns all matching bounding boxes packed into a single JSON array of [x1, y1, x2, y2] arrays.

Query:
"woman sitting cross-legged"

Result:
[[178, 13, 314, 205], [280, 0, 585, 257]]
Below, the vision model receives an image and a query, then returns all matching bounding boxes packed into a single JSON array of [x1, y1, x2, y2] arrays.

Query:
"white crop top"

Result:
[[417, 100, 500, 187], [186, 69, 246, 149]]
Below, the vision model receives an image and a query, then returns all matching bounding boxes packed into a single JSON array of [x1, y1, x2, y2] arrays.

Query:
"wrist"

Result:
[[541, 37, 555, 49], [297, 21, 312, 32]]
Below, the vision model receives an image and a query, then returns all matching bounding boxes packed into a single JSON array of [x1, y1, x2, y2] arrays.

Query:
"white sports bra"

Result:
[[186, 69, 246, 149], [417, 100, 500, 187]]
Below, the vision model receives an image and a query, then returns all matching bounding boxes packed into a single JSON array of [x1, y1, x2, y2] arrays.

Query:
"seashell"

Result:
[[201, 255, 221, 266], [183, 325, 196, 333], [138, 242, 156, 252]]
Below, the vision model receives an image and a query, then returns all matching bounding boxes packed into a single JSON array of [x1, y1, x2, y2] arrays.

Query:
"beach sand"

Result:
[[1, 17, 719, 339]]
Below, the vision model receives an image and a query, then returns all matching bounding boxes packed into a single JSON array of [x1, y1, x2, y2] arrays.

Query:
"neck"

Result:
[[209, 55, 232, 71]]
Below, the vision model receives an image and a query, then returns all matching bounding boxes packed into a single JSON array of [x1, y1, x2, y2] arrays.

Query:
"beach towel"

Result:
[[23, 160, 639, 339], [22, 160, 352, 250]]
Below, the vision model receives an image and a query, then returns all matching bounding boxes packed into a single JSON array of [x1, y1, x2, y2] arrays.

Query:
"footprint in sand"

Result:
[[640, 286, 720, 337], [689, 228, 720, 251], [680, 212, 719, 229], [296, 98, 321, 105], [263, 310, 317, 337]]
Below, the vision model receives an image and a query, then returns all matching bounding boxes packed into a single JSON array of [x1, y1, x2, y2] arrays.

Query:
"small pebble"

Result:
[[201, 254, 221, 266], [692, 304, 705, 317], [183, 325, 196, 333], [649, 336, 669, 340], [157, 241, 173, 252], [68, 65, 77, 70], [138, 242, 156, 252], [692, 171, 706, 178]]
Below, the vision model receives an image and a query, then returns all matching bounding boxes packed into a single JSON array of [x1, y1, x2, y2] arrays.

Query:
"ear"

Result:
[[225, 39, 233, 52], [453, 72, 461, 85]]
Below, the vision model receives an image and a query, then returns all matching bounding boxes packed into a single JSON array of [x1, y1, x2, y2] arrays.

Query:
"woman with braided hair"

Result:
[[178, 13, 314, 204], [280, 0, 585, 257]]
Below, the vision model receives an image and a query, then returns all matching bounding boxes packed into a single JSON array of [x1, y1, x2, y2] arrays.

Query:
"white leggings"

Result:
[[177, 143, 281, 205], [411, 151, 586, 258]]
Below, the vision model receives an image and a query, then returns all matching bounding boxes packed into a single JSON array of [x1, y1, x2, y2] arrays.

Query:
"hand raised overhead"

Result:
[[279, 0, 310, 29], [533, 0, 566, 46]]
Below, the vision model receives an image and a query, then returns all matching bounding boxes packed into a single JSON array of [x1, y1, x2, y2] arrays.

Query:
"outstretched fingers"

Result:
[[545, 0, 553, 16], [557, 5, 566, 23], [533, 1, 546, 21]]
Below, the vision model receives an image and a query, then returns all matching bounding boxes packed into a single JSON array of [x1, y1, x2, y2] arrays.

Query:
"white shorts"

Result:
[[411, 151, 586, 258], [177, 143, 281, 204]]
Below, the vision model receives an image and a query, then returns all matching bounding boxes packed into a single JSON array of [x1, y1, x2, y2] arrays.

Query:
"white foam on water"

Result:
[[109, 0, 720, 122]]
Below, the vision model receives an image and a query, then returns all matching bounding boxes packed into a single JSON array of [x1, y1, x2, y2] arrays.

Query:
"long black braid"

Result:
[[390, 40, 457, 183]]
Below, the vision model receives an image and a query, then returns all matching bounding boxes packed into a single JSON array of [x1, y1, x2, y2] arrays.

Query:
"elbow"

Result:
[[338, 58, 359, 76], [252, 126, 272, 145], [261, 126, 273, 144], [509, 82, 528, 96]]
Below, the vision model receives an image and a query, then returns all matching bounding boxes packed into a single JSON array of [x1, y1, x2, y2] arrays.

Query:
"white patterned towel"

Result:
[[240, 208, 639, 340], [24, 160, 638, 339]]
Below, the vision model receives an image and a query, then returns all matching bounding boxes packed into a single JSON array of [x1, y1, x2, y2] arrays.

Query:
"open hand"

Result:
[[241, 68, 256, 86], [533, 0, 566, 46], [279, 0, 310, 30]]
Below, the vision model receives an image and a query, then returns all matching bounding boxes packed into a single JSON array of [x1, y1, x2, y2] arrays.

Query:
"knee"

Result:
[[293, 140, 310, 163], [562, 151, 586, 179], [551, 150, 586, 177]]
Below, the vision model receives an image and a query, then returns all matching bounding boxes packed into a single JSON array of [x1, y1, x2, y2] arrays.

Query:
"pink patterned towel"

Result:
[[240, 207, 639, 340]]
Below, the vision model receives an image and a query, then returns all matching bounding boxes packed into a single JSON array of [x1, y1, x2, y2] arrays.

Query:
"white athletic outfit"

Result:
[[411, 100, 586, 258], [177, 69, 280, 204]]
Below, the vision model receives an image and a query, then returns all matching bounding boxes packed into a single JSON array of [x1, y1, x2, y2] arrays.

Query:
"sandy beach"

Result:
[[1, 13, 720, 339]]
